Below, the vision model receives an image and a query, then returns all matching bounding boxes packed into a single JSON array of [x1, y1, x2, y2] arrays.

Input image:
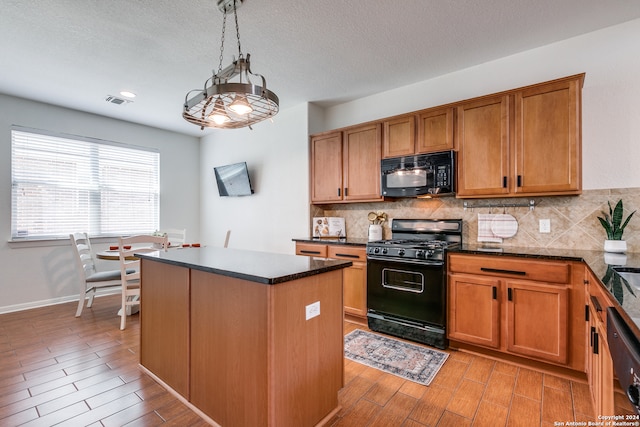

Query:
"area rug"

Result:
[[344, 329, 449, 386]]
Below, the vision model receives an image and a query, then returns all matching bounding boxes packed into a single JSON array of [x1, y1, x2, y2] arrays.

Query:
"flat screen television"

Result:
[[214, 162, 254, 196]]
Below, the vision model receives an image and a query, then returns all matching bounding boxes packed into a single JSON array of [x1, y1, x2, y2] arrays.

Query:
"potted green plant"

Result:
[[598, 199, 635, 253]]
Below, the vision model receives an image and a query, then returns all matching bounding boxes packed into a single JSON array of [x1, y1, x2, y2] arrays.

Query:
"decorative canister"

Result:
[[368, 224, 383, 241]]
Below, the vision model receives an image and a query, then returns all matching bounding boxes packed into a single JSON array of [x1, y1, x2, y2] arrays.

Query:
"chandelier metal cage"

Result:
[[183, 0, 279, 130]]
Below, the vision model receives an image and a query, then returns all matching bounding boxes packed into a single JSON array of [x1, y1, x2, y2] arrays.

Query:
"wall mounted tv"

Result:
[[214, 162, 254, 196]]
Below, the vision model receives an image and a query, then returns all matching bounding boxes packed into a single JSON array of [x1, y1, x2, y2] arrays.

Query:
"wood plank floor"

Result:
[[0, 294, 614, 426]]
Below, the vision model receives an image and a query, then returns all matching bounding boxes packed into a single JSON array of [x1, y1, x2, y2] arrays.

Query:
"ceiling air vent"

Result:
[[105, 95, 132, 105]]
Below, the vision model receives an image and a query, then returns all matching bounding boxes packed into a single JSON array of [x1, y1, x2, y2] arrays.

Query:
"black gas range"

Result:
[[366, 219, 462, 349]]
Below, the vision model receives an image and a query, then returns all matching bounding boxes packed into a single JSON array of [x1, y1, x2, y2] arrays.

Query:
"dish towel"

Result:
[[478, 214, 503, 243]]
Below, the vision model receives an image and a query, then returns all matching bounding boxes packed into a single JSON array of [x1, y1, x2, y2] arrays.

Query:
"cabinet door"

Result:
[[328, 246, 367, 319], [505, 280, 568, 364], [514, 76, 582, 195], [448, 273, 500, 349], [343, 124, 383, 202], [383, 115, 415, 158], [456, 95, 510, 197], [416, 107, 454, 153], [343, 261, 367, 318], [310, 132, 343, 203]]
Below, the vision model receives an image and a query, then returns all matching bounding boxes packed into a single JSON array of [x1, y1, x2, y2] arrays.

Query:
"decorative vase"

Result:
[[604, 239, 627, 253], [368, 224, 383, 241]]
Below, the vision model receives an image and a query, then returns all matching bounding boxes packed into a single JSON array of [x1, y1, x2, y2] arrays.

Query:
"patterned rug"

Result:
[[344, 329, 449, 386]]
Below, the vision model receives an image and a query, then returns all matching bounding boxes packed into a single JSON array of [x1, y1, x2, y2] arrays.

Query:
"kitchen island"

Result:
[[136, 246, 352, 427]]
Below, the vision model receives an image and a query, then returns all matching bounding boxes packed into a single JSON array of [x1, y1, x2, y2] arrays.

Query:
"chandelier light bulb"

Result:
[[209, 97, 230, 124], [228, 94, 253, 115]]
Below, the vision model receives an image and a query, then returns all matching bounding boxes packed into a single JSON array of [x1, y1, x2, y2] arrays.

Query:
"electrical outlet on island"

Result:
[[305, 301, 320, 320]]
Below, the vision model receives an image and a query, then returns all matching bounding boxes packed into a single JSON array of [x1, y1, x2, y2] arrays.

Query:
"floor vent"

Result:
[[105, 95, 132, 105]]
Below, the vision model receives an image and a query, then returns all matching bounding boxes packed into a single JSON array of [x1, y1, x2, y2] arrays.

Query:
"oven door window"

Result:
[[382, 268, 424, 293]]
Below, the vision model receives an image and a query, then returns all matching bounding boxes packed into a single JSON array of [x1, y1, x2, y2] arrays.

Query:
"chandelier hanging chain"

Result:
[[216, 7, 228, 76], [232, 0, 243, 61]]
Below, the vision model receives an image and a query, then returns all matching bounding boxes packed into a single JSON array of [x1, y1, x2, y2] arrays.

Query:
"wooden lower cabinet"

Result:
[[586, 270, 615, 415], [505, 280, 568, 364], [296, 242, 367, 320], [448, 274, 500, 348], [448, 254, 576, 367]]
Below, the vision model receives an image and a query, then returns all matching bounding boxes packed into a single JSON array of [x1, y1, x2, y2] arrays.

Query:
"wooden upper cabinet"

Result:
[[457, 73, 584, 198], [383, 115, 415, 158], [310, 125, 383, 204], [310, 131, 343, 203], [514, 76, 582, 195], [416, 107, 454, 153], [343, 123, 383, 202], [456, 95, 510, 197]]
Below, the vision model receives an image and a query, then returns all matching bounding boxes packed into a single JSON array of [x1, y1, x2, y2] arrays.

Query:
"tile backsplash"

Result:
[[312, 187, 640, 253]]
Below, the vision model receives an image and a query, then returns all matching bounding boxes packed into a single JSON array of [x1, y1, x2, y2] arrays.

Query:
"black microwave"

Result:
[[381, 150, 455, 197]]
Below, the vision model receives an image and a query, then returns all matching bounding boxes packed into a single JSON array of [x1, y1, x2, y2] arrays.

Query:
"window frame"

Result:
[[10, 126, 160, 242]]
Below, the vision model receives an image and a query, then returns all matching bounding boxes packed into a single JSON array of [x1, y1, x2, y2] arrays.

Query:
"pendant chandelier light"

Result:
[[183, 0, 279, 130]]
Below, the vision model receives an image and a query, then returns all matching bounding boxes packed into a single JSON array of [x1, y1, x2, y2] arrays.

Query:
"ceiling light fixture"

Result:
[[182, 0, 279, 130], [119, 91, 137, 98]]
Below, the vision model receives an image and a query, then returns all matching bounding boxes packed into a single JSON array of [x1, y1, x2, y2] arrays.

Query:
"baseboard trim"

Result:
[[0, 289, 120, 315]]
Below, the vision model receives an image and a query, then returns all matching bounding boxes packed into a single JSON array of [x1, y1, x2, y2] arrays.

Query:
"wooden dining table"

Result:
[[95, 249, 138, 260]]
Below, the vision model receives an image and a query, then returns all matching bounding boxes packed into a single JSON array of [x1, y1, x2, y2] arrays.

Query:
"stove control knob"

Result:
[[426, 249, 435, 257], [415, 250, 424, 258], [373, 247, 380, 254], [398, 249, 405, 256], [382, 248, 388, 254]]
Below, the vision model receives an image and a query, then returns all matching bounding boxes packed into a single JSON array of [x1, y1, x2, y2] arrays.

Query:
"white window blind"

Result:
[[11, 128, 160, 240]]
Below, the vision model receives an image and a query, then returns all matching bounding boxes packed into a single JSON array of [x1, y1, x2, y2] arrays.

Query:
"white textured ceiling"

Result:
[[1, 0, 640, 137]]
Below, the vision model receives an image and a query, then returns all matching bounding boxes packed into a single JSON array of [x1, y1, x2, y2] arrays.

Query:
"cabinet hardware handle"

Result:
[[585, 304, 589, 322], [590, 295, 602, 313], [517, 175, 522, 187], [584, 279, 589, 285], [503, 176, 507, 188], [590, 326, 595, 348], [480, 267, 526, 276], [344, 187, 348, 197], [507, 288, 513, 301], [335, 253, 360, 259], [300, 250, 321, 255], [337, 188, 341, 197], [492, 286, 497, 300], [593, 330, 599, 355]]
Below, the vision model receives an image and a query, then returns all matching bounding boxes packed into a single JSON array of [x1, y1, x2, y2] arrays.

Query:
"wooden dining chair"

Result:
[[70, 232, 123, 317], [161, 228, 186, 246], [118, 234, 168, 330]]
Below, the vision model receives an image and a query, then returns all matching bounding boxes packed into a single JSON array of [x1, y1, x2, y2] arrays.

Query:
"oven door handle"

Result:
[[382, 282, 424, 293], [367, 255, 444, 267]]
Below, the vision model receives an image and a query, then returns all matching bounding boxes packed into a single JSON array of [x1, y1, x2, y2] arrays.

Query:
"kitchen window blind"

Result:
[[11, 127, 160, 240]]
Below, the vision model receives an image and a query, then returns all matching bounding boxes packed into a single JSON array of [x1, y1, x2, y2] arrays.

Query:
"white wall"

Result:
[[322, 19, 640, 191], [0, 94, 200, 312], [199, 103, 310, 254]]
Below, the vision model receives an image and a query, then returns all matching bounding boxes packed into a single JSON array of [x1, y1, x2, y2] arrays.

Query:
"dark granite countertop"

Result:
[[136, 246, 352, 285], [452, 244, 640, 335], [292, 237, 368, 247]]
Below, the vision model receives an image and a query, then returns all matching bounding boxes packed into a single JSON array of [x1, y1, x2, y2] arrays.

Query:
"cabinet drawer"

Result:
[[328, 245, 366, 261], [449, 254, 570, 284], [295, 243, 327, 257]]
